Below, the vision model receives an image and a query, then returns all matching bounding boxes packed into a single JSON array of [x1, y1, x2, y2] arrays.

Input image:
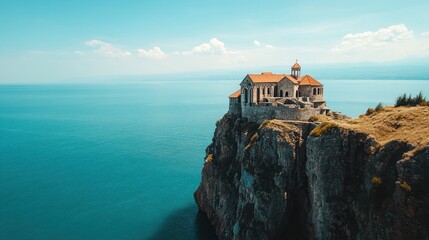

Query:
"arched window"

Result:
[[244, 89, 248, 104], [268, 88, 270, 95], [313, 88, 317, 95], [317, 88, 320, 95], [285, 91, 289, 97], [257, 88, 260, 103], [280, 90, 283, 97], [274, 86, 278, 97]]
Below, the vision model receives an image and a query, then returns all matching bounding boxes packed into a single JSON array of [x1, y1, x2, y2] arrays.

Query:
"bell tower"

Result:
[[291, 60, 301, 78]]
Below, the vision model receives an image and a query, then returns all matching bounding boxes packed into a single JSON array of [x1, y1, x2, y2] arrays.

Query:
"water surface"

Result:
[[1, 79, 428, 239]]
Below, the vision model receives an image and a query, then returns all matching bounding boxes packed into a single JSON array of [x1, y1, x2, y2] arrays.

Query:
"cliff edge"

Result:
[[194, 106, 429, 240]]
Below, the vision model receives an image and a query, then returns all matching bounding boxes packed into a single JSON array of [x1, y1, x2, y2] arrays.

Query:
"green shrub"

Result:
[[366, 107, 375, 116], [366, 103, 384, 116], [395, 91, 428, 107], [375, 102, 384, 112]]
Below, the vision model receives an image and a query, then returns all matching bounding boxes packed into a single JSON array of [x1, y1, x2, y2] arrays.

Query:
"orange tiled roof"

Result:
[[298, 75, 322, 86], [247, 73, 298, 84], [291, 63, 301, 69], [284, 75, 299, 84], [229, 89, 241, 98]]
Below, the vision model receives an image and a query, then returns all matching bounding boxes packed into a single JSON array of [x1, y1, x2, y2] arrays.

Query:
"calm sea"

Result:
[[1, 79, 428, 240]]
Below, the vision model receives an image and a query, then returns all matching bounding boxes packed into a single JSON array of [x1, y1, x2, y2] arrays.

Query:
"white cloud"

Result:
[[266, 44, 274, 49], [330, 24, 429, 62], [85, 39, 131, 57], [192, 43, 212, 54], [253, 40, 261, 46], [138, 47, 167, 59], [182, 38, 233, 55], [209, 38, 227, 54], [332, 24, 414, 52]]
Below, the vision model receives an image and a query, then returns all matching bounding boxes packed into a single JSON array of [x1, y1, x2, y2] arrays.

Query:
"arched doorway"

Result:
[[280, 90, 283, 97], [285, 91, 289, 97]]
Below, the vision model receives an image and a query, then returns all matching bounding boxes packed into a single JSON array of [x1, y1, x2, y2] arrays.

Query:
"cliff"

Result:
[[194, 106, 429, 240]]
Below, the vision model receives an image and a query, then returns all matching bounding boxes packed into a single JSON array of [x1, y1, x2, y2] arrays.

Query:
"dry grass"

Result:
[[400, 181, 412, 192], [308, 115, 332, 122], [250, 132, 259, 142], [205, 154, 213, 163], [334, 106, 429, 147], [371, 176, 383, 185], [260, 119, 297, 132], [258, 119, 299, 145], [310, 122, 338, 137]]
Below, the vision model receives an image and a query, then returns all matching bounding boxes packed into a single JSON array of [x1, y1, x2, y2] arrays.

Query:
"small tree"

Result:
[[415, 91, 426, 105], [395, 92, 428, 107], [395, 93, 407, 107], [375, 102, 383, 112]]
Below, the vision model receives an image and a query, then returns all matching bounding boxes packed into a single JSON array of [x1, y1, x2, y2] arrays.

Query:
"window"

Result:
[[285, 91, 289, 97], [313, 88, 317, 95], [268, 88, 270, 94]]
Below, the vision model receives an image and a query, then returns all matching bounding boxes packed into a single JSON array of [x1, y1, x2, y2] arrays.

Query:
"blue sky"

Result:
[[1, 0, 429, 83]]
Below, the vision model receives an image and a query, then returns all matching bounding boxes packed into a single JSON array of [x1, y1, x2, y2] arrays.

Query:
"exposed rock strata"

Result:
[[194, 111, 429, 240]]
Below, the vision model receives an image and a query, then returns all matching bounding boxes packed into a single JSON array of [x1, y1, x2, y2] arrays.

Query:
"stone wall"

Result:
[[299, 86, 324, 101], [242, 105, 323, 123], [278, 80, 298, 98], [229, 97, 242, 116]]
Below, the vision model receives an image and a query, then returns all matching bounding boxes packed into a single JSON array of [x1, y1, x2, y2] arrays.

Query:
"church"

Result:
[[228, 62, 329, 122]]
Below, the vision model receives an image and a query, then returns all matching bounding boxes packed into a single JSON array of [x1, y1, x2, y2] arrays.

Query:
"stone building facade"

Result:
[[228, 62, 329, 122]]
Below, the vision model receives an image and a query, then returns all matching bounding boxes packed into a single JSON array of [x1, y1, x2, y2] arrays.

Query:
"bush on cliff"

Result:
[[366, 108, 375, 116], [395, 92, 429, 107], [365, 103, 384, 116], [375, 102, 384, 112]]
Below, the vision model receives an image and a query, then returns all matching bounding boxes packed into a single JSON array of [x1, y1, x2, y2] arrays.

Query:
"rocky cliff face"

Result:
[[194, 108, 429, 240]]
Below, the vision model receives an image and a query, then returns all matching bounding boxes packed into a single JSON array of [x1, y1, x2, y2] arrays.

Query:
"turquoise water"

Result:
[[1, 79, 428, 240]]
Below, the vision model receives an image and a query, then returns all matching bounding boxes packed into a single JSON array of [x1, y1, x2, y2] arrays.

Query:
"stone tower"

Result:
[[291, 60, 301, 78]]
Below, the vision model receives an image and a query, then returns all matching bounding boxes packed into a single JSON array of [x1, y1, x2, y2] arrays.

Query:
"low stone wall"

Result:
[[229, 104, 241, 116], [242, 105, 323, 123]]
